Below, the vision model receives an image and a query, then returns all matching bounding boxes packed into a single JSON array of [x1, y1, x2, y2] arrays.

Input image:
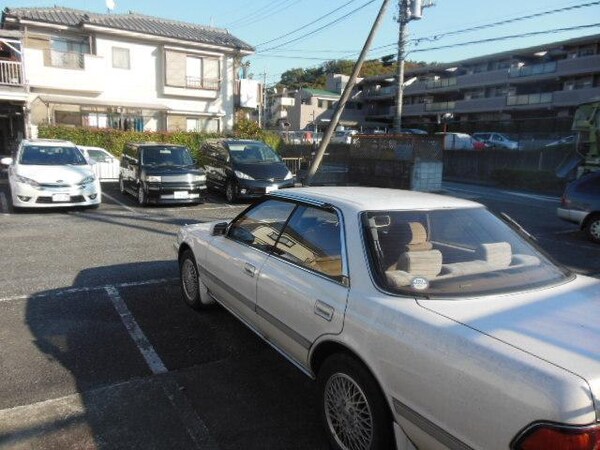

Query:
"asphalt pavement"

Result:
[[0, 179, 597, 449]]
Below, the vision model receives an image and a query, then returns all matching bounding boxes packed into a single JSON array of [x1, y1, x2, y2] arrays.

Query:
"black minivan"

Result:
[[119, 143, 206, 206], [201, 139, 294, 203]]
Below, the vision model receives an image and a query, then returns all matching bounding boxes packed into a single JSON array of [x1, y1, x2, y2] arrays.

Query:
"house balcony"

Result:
[[23, 48, 105, 93], [0, 60, 27, 102], [454, 96, 506, 113]]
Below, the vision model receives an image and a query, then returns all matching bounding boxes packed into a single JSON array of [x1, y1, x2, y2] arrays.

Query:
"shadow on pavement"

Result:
[[0, 261, 327, 449]]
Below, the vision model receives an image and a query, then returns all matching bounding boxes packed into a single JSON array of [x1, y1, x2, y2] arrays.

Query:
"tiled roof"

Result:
[[2, 6, 254, 51]]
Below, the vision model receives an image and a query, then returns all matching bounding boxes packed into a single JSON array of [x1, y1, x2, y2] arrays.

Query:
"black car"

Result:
[[557, 170, 600, 243], [201, 139, 294, 203], [119, 143, 206, 206]]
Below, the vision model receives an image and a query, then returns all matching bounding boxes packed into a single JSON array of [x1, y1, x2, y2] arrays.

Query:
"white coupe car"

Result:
[[175, 187, 600, 450], [1, 139, 101, 209]]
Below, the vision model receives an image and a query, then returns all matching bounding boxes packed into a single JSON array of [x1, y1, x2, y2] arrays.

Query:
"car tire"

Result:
[[119, 176, 126, 195], [225, 180, 237, 203], [585, 214, 600, 244], [138, 185, 147, 207], [179, 249, 215, 310], [318, 353, 393, 450]]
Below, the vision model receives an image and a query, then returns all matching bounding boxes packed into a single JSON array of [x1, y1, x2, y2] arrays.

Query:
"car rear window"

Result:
[[362, 207, 570, 298]]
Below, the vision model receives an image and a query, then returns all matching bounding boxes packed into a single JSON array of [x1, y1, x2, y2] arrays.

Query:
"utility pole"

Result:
[[393, 0, 434, 134], [261, 69, 267, 128], [306, 0, 392, 185]]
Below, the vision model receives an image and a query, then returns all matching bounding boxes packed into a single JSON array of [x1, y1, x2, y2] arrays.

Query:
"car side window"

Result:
[[228, 199, 296, 252], [274, 206, 344, 281]]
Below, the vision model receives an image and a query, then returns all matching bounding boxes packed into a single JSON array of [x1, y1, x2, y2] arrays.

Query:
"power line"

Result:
[[256, 0, 359, 47], [257, 0, 377, 52], [232, 0, 304, 30], [411, 0, 600, 45], [408, 22, 600, 54], [225, 0, 292, 28]]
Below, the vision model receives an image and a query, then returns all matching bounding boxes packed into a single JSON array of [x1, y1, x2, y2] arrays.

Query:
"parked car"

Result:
[[399, 128, 428, 135], [78, 146, 120, 181], [331, 129, 358, 144], [176, 186, 600, 450], [119, 143, 206, 206], [436, 132, 486, 150], [472, 132, 520, 150], [200, 139, 294, 203], [557, 170, 600, 243], [0, 139, 101, 209]]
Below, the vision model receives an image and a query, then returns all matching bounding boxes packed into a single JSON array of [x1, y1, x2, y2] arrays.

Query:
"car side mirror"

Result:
[[1, 157, 13, 166], [212, 222, 229, 236]]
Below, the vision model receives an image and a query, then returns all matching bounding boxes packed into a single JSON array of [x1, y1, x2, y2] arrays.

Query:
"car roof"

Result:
[[271, 186, 482, 212], [21, 139, 76, 147], [203, 139, 264, 146]]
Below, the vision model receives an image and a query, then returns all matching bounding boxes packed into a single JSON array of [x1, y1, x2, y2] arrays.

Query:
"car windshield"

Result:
[[362, 207, 570, 298], [19, 145, 87, 166], [141, 146, 194, 166], [228, 143, 282, 163]]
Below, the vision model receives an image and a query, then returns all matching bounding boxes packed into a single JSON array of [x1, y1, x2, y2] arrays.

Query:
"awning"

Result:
[[35, 95, 170, 111]]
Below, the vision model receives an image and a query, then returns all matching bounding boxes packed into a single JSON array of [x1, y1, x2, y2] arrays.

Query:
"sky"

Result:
[[3, 0, 600, 85]]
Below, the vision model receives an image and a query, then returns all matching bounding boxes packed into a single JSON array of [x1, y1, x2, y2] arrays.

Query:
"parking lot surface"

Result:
[[0, 179, 598, 449]]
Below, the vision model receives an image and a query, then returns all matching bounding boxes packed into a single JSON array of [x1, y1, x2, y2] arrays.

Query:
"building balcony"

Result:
[[24, 48, 105, 93], [506, 92, 553, 107], [454, 96, 506, 113], [553, 86, 600, 107]]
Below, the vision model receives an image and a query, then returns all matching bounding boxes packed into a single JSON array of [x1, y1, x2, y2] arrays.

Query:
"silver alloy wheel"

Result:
[[181, 258, 199, 302], [589, 218, 600, 240], [324, 373, 374, 450]]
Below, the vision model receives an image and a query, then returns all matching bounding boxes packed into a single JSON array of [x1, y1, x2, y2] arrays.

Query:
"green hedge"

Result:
[[38, 121, 282, 164], [491, 168, 565, 194]]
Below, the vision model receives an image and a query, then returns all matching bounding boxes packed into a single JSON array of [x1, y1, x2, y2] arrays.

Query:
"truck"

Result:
[[572, 98, 600, 177]]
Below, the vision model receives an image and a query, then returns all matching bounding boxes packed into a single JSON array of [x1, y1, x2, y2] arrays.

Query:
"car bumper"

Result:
[[145, 182, 207, 204], [10, 180, 101, 208], [236, 178, 295, 198], [557, 207, 588, 226]]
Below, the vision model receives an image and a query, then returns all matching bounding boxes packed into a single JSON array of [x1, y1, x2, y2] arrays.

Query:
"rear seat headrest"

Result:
[[478, 242, 512, 268], [398, 222, 432, 251]]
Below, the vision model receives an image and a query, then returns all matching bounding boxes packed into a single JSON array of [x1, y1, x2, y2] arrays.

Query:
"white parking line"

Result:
[[0, 277, 178, 303], [102, 191, 141, 215], [105, 285, 168, 374]]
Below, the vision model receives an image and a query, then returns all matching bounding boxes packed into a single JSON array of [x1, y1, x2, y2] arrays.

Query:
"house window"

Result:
[[186, 117, 220, 133], [185, 55, 220, 90], [165, 50, 221, 90], [112, 47, 130, 69], [48, 37, 90, 69]]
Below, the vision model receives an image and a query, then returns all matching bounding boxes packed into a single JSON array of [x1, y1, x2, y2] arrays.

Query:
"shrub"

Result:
[[38, 123, 283, 162]]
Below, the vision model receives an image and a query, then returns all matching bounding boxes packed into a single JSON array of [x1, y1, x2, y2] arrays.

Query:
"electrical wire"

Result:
[[232, 0, 304, 30], [257, 0, 377, 52], [255, 0, 359, 47], [225, 0, 293, 28]]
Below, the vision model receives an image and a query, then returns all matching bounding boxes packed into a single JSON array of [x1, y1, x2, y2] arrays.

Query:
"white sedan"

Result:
[[175, 187, 600, 450], [1, 139, 101, 209], [78, 145, 120, 181]]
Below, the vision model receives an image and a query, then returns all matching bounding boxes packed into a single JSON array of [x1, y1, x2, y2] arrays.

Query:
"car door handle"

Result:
[[244, 263, 256, 277], [314, 300, 334, 322]]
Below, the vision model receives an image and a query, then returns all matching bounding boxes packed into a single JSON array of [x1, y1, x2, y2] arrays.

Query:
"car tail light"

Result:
[[513, 423, 600, 450]]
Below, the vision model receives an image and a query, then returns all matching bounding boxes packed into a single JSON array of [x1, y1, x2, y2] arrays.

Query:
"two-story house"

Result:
[[0, 29, 26, 155], [0, 6, 254, 143]]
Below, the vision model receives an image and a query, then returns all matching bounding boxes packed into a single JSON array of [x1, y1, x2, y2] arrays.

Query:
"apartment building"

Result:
[[361, 33, 600, 132], [0, 6, 254, 151]]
